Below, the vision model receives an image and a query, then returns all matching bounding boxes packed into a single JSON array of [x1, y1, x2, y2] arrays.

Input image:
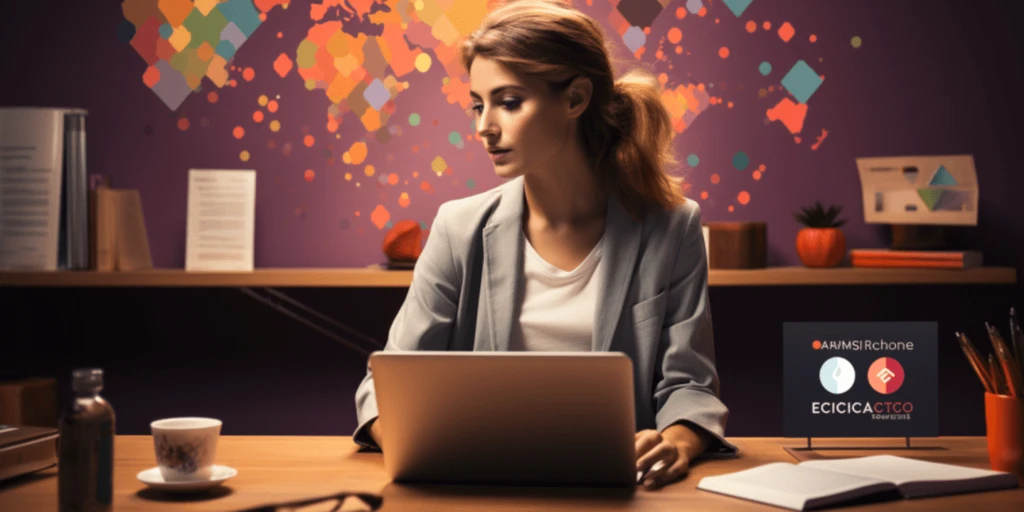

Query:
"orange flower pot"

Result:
[[796, 227, 846, 267]]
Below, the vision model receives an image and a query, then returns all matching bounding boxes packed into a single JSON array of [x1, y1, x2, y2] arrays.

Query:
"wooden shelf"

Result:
[[0, 266, 1016, 287], [708, 266, 1016, 286]]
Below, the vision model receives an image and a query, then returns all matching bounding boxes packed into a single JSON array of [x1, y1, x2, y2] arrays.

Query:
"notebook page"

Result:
[[800, 455, 1018, 497], [801, 455, 1005, 486], [698, 462, 894, 510]]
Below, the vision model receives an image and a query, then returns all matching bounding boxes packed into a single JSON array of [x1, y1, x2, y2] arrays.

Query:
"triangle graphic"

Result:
[[917, 188, 944, 211], [928, 165, 958, 186]]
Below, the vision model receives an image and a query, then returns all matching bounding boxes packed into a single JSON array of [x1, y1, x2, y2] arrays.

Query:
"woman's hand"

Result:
[[635, 423, 709, 490]]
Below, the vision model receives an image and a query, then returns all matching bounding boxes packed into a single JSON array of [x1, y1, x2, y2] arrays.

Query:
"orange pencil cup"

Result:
[[984, 392, 1024, 480]]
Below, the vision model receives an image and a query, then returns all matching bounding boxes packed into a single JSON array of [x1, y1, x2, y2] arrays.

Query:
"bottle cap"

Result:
[[71, 368, 104, 393]]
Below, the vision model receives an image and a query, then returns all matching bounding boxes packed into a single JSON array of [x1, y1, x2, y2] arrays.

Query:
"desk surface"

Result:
[[0, 266, 1017, 287], [0, 436, 1020, 511]]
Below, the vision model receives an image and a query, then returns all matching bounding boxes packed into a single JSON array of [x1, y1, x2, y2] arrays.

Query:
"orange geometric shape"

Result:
[[142, 65, 161, 88], [719, 47, 730, 59], [766, 97, 808, 134], [737, 191, 750, 205], [868, 357, 905, 394], [274, 53, 293, 78], [778, 22, 795, 42], [267, 100, 279, 113], [168, 25, 191, 52], [253, 111, 264, 123], [361, 109, 381, 132], [304, 135, 315, 147], [158, 0, 192, 27], [254, 0, 290, 13], [243, 67, 255, 81], [745, 21, 756, 33], [194, 0, 218, 15], [304, 169, 315, 182], [668, 27, 682, 44], [197, 41, 214, 62], [381, 219, 422, 261], [206, 55, 229, 87], [370, 204, 391, 230], [347, 142, 368, 165]]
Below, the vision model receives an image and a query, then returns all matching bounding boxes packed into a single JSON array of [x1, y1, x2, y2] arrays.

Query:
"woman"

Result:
[[354, 0, 736, 490]]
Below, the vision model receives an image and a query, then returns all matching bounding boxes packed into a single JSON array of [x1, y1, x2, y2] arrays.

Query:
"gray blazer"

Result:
[[354, 176, 737, 456]]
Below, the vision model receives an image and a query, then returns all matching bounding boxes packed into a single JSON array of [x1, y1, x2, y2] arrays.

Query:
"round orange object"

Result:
[[795, 227, 845, 267], [382, 220, 424, 262]]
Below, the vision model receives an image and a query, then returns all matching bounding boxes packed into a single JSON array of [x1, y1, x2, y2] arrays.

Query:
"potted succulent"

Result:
[[793, 202, 847, 268]]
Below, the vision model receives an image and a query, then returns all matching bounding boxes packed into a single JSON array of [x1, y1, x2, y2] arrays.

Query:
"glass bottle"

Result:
[[58, 368, 115, 512]]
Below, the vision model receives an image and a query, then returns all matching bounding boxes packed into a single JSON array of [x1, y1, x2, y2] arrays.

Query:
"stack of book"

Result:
[[0, 107, 152, 271], [0, 107, 89, 270], [849, 249, 983, 269]]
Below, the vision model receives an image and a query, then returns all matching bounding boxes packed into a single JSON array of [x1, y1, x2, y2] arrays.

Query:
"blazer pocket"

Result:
[[631, 290, 667, 326]]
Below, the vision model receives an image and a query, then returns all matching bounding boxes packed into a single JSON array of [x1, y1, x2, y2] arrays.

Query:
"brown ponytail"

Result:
[[461, 0, 685, 218]]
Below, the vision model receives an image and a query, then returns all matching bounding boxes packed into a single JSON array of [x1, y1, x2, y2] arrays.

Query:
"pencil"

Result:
[[1012, 308, 1024, 385], [989, 354, 1006, 395], [987, 322, 1022, 397], [956, 332, 993, 393]]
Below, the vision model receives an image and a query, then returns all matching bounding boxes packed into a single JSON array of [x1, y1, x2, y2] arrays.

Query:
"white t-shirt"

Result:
[[508, 234, 604, 352]]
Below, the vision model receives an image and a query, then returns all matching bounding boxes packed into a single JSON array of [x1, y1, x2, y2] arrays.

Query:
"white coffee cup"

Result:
[[151, 417, 222, 482]]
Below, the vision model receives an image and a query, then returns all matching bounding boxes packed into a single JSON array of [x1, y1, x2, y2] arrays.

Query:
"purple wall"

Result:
[[3, 1, 1022, 271]]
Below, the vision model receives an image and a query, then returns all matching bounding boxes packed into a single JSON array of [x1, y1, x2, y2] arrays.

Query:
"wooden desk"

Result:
[[0, 266, 1017, 287], [0, 436, 1020, 511]]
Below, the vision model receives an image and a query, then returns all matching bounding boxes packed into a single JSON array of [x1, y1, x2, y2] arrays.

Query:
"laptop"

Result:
[[371, 351, 637, 487]]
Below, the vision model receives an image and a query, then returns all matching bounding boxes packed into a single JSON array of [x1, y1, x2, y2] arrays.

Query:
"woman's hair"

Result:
[[460, 0, 683, 217]]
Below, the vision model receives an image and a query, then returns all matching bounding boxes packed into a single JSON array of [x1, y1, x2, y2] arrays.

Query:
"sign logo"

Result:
[[819, 357, 856, 394], [868, 357, 905, 394]]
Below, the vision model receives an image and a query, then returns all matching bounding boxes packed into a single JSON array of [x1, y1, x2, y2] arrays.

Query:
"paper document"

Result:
[[0, 108, 64, 270], [185, 169, 256, 271]]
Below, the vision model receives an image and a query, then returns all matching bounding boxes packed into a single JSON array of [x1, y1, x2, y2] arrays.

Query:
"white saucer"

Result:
[[137, 465, 237, 493]]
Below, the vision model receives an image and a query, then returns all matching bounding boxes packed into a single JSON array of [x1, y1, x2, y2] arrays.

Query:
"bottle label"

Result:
[[95, 420, 113, 504]]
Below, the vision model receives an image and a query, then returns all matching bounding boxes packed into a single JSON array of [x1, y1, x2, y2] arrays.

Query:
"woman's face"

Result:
[[469, 57, 578, 179]]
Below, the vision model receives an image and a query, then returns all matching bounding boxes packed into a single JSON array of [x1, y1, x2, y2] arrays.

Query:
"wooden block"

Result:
[[0, 378, 58, 427], [706, 222, 767, 269]]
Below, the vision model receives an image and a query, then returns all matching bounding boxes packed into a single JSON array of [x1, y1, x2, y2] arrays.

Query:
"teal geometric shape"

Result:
[[159, 23, 173, 39], [687, 154, 700, 167], [928, 165, 958, 186], [218, 0, 262, 37], [215, 40, 236, 59], [781, 60, 823, 104], [723, 0, 754, 17], [917, 188, 943, 211], [732, 151, 749, 171], [759, 61, 772, 76]]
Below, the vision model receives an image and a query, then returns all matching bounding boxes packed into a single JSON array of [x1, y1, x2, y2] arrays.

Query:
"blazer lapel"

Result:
[[482, 177, 525, 352], [593, 197, 642, 352]]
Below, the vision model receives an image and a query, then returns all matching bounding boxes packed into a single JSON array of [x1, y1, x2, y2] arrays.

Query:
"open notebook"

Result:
[[697, 455, 1019, 511]]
